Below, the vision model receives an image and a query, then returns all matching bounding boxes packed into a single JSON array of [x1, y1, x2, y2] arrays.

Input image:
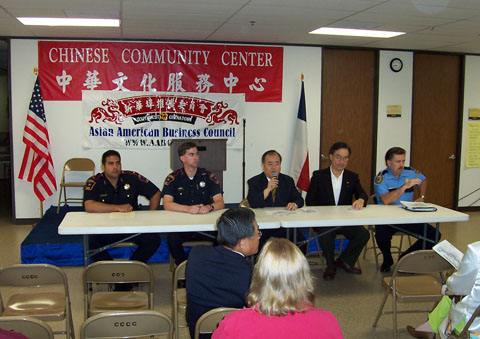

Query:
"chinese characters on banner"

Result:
[[83, 91, 244, 149], [38, 41, 283, 102]]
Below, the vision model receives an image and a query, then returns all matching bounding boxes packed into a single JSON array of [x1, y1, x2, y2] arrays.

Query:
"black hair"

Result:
[[329, 142, 351, 156], [261, 150, 282, 163], [101, 150, 121, 165], [217, 207, 256, 248]]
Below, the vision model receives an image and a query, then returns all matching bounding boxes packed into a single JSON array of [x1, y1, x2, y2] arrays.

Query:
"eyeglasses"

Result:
[[334, 154, 350, 161], [256, 230, 262, 237]]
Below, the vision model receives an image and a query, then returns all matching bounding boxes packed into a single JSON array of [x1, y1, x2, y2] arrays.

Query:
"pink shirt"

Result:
[[212, 305, 343, 339]]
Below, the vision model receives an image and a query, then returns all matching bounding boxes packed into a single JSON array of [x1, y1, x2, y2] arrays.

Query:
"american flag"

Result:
[[18, 77, 57, 201]]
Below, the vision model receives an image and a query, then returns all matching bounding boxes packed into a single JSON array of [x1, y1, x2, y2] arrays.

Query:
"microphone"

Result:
[[271, 172, 278, 202]]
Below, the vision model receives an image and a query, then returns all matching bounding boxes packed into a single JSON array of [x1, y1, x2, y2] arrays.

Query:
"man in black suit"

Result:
[[186, 207, 260, 339], [306, 142, 370, 280], [247, 150, 305, 249]]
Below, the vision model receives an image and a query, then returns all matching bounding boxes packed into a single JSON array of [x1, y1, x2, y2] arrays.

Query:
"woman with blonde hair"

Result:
[[212, 237, 343, 339]]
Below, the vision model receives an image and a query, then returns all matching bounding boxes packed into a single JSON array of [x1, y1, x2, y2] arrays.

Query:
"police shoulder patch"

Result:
[[85, 178, 96, 191], [375, 173, 384, 184], [209, 172, 220, 185], [164, 174, 175, 186], [137, 173, 149, 183]]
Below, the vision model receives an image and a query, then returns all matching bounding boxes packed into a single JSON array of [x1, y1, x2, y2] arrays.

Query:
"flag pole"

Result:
[[299, 73, 304, 194], [242, 118, 246, 199], [33, 67, 44, 217]]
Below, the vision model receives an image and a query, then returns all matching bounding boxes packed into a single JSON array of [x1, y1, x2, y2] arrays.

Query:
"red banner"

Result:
[[38, 41, 283, 102]]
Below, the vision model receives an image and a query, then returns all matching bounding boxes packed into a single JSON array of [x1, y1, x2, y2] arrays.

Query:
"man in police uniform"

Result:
[[83, 150, 162, 263], [374, 147, 440, 272], [162, 141, 225, 265]]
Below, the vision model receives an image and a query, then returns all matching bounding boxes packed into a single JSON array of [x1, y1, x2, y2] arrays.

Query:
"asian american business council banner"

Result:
[[82, 90, 244, 149], [38, 41, 283, 102]]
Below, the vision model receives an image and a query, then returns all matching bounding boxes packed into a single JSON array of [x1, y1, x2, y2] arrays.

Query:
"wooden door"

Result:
[[411, 53, 461, 208], [321, 49, 376, 194]]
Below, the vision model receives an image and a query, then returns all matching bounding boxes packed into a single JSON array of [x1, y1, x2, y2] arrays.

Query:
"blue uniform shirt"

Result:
[[374, 167, 426, 205]]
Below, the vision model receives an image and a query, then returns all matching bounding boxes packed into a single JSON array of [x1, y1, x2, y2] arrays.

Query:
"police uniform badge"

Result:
[[375, 173, 383, 184], [199, 181, 206, 188]]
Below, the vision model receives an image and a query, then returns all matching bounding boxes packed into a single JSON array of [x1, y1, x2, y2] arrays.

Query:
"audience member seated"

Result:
[[407, 241, 480, 339], [213, 238, 343, 339], [186, 207, 260, 339]]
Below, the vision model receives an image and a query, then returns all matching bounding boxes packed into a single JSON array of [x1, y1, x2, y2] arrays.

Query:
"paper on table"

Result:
[[433, 240, 464, 270], [109, 211, 136, 218], [264, 208, 318, 216]]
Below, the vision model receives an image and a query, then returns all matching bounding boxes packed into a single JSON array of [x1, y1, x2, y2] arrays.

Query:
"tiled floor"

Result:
[[0, 194, 477, 338]]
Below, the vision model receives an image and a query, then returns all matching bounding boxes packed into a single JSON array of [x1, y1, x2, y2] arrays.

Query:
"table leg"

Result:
[[423, 223, 427, 249]]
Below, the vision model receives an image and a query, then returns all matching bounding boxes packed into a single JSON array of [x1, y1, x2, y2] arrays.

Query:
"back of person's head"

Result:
[[385, 147, 406, 164], [101, 150, 120, 164], [177, 141, 198, 156], [216, 207, 255, 248], [247, 238, 314, 316]]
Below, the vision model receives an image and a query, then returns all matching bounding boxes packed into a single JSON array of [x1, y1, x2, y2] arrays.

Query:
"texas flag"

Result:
[[290, 79, 310, 191]]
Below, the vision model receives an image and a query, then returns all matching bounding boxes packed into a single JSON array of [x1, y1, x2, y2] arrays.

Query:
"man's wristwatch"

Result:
[[420, 195, 426, 200], [210, 204, 215, 212]]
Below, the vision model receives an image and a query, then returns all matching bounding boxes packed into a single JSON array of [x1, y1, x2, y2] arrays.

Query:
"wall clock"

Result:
[[390, 58, 403, 72]]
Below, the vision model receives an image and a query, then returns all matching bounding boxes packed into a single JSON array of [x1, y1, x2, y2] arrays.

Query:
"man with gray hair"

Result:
[[186, 207, 260, 338]]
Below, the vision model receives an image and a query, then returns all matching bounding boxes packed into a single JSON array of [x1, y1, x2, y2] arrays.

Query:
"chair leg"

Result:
[[363, 226, 380, 269], [56, 186, 63, 214], [393, 289, 398, 339], [373, 289, 390, 328], [312, 229, 325, 270], [169, 254, 175, 272]]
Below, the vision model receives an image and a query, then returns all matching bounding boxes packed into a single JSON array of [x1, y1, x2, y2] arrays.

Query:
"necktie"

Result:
[[272, 187, 277, 203]]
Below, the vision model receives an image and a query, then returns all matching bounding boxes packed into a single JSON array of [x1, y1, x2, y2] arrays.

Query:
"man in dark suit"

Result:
[[306, 142, 370, 280], [247, 150, 305, 249], [186, 207, 260, 339]]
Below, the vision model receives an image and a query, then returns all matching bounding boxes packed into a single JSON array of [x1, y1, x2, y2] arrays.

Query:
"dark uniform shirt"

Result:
[[83, 170, 159, 210], [161, 168, 222, 205]]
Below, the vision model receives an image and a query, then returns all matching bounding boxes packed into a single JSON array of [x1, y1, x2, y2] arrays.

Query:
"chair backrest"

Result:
[[63, 158, 95, 173], [0, 316, 54, 339], [0, 264, 68, 289], [84, 260, 153, 285], [393, 250, 452, 275], [194, 307, 238, 339], [172, 260, 187, 293], [80, 310, 173, 339]]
